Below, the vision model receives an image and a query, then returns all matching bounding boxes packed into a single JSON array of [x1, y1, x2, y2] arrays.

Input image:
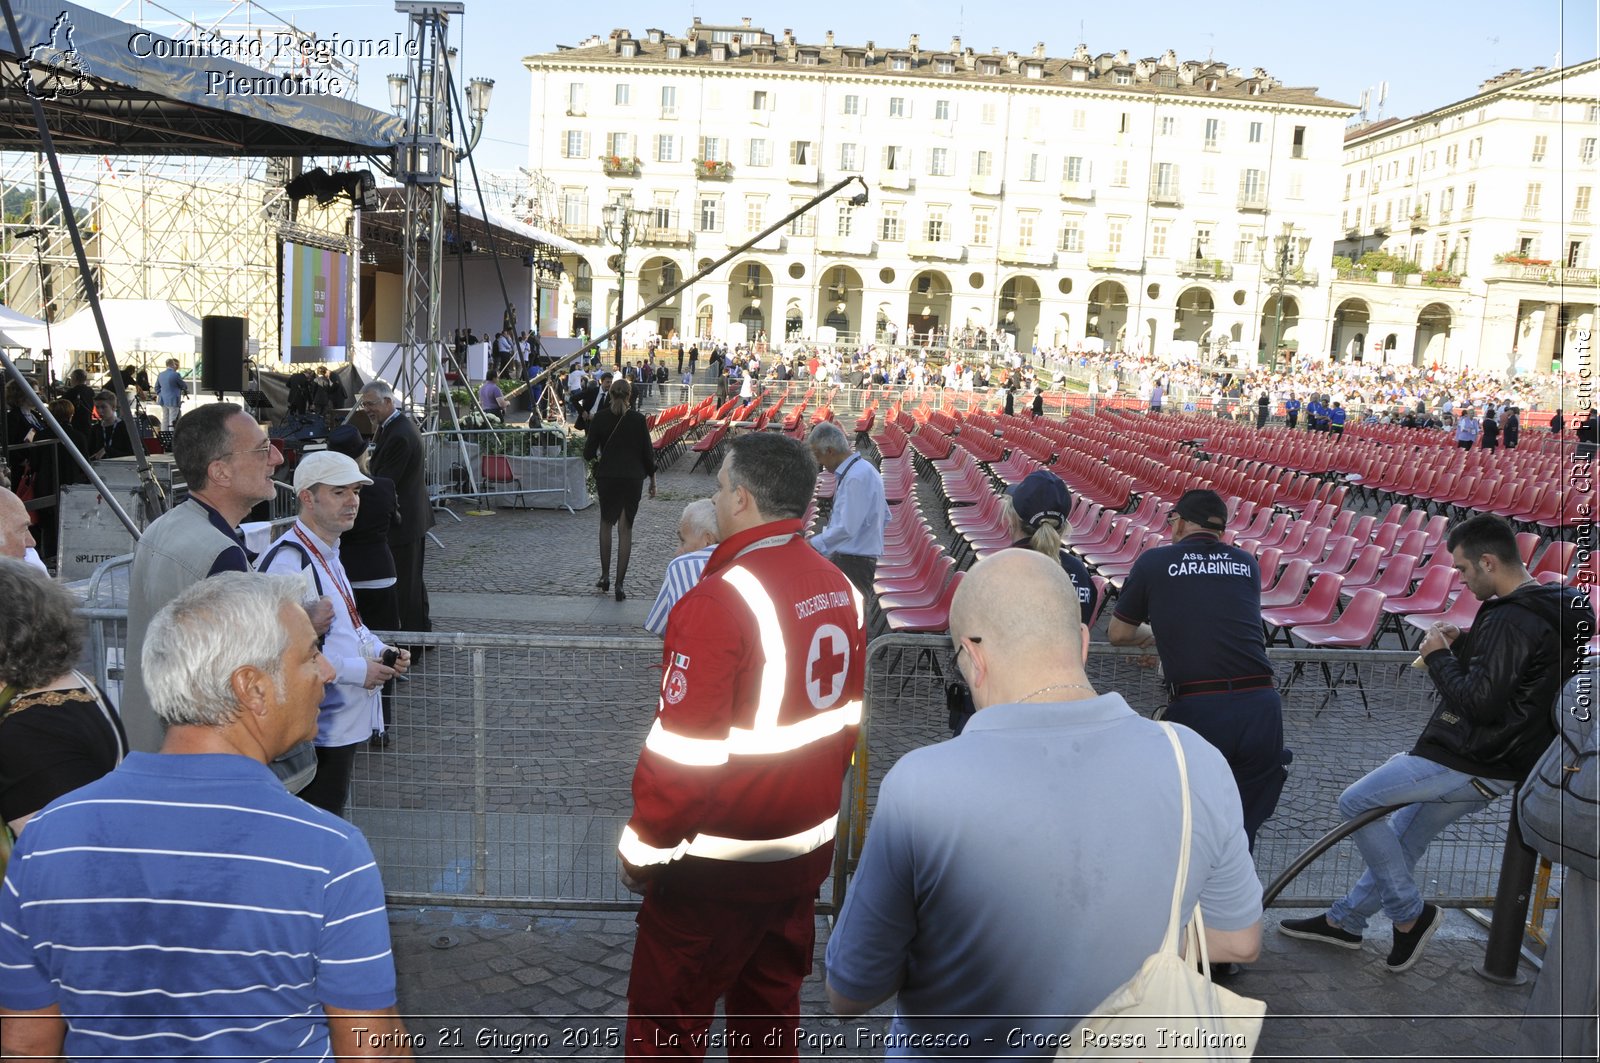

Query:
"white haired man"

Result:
[[806, 420, 886, 601], [259, 451, 409, 817], [642, 498, 720, 637], [0, 572, 412, 1060]]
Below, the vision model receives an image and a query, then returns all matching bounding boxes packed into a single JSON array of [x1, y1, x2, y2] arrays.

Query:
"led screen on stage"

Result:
[[281, 242, 349, 362]]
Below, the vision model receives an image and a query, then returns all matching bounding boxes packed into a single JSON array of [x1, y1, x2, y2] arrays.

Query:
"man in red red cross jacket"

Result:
[[618, 432, 866, 1060]]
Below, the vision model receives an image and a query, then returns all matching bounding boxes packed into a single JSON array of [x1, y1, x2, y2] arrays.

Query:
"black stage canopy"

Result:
[[1, 0, 403, 155]]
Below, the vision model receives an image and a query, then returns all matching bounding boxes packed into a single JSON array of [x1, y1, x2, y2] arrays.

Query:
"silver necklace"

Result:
[[1016, 681, 1097, 704]]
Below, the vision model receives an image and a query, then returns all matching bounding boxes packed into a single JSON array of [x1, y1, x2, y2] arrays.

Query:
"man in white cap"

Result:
[[258, 450, 410, 818]]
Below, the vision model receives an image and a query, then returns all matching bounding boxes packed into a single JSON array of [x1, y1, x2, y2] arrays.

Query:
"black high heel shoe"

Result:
[[596, 577, 610, 592], [615, 586, 626, 602]]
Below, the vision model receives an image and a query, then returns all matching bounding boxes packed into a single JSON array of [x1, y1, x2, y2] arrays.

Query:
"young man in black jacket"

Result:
[[1281, 514, 1592, 972]]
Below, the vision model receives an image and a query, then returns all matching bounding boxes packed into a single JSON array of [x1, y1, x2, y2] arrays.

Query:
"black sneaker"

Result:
[[1385, 903, 1440, 972], [1278, 913, 1363, 950]]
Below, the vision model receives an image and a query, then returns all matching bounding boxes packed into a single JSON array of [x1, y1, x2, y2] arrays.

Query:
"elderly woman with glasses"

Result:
[[0, 558, 127, 838]]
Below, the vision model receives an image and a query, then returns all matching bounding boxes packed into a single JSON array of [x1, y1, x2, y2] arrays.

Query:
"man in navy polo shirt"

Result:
[[1283, 394, 1302, 430], [1110, 488, 1286, 851]]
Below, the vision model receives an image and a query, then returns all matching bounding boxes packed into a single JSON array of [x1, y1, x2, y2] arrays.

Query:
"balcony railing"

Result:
[[1149, 187, 1182, 208], [640, 227, 693, 247], [1088, 254, 1141, 271], [969, 173, 1003, 196], [727, 231, 784, 252], [1059, 180, 1094, 201], [600, 156, 640, 177], [907, 239, 965, 262], [815, 233, 876, 256], [1266, 266, 1320, 286], [878, 169, 913, 190], [1237, 193, 1267, 212], [1522, 206, 1541, 220], [565, 225, 602, 243], [1574, 209, 1591, 224], [692, 158, 734, 180], [1489, 263, 1597, 285], [788, 162, 819, 184], [997, 244, 1055, 267], [1175, 258, 1233, 280]]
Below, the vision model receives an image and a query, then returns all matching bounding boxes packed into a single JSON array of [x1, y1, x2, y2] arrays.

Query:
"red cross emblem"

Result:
[[805, 624, 850, 709]]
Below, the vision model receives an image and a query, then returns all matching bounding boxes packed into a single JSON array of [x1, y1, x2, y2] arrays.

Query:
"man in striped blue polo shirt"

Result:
[[0, 572, 411, 1060], [643, 498, 721, 637]]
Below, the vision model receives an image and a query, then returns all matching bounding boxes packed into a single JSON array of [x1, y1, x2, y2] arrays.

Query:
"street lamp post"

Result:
[[1257, 221, 1312, 372], [602, 191, 650, 358]]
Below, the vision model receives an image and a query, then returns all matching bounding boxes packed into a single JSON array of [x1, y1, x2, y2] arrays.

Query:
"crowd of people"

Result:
[[0, 341, 1595, 1059]]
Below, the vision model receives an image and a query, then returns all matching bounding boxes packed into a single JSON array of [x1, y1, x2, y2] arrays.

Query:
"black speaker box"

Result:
[[200, 316, 247, 393]]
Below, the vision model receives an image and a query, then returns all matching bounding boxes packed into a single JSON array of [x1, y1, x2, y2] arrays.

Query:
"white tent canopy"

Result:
[[51, 299, 205, 356], [0, 303, 46, 349]]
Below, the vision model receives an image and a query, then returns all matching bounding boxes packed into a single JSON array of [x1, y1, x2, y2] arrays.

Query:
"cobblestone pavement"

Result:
[[387, 903, 1539, 1062], [364, 420, 1557, 1060]]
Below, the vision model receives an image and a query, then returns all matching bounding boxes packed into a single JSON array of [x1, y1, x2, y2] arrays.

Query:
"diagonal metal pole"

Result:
[[1, 0, 166, 523], [506, 175, 870, 403]]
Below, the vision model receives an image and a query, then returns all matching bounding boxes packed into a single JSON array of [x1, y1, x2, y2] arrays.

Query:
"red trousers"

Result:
[[625, 886, 815, 1061]]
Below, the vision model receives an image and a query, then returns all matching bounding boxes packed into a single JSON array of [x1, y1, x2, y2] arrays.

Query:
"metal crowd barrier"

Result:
[[420, 426, 578, 513], [68, 604, 1520, 915], [849, 635, 1519, 911]]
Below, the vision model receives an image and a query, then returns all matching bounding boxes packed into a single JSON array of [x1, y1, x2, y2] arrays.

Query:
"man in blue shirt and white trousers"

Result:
[[807, 421, 887, 605]]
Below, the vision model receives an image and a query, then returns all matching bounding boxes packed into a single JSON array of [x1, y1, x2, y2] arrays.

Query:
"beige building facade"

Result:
[[1333, 60, 1599, 372], [524, 19, 1355, 359]]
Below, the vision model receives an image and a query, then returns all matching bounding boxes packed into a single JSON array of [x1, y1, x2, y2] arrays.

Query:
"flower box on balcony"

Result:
[[692, 158, 734, 180], [600, 155, 640, 177]]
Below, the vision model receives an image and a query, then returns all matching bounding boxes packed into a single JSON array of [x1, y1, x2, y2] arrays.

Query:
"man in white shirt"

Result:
[[258, 451, 409, 818], [807, 421, 886, 603], [643, 499, 720, 637]]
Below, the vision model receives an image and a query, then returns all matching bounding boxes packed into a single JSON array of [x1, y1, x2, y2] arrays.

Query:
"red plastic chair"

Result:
[[1262, 572, 1345, 643], [1380, 565, 1461, 639], [1530, 540, 1577, 581], [1259, 559, 1313, 609], [1284, 588, 1389, 714], [884, 571, 964, 633], [1402, 591, 1484, 649]]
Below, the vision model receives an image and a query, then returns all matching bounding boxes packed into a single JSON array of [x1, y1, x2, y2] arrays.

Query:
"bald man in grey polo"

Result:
[[824, 693, 1261, 1055]]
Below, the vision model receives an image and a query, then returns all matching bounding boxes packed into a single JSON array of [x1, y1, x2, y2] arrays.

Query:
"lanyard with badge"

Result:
[[293, 526, 379, 658]]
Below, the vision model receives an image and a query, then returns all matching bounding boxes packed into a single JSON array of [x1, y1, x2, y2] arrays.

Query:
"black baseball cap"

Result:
[[1009, 470, 1072, 529], [1173, 489, 1228, 532]]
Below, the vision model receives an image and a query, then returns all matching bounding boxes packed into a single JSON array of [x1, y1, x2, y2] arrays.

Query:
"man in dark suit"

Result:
[[357, 380, 433, 636]]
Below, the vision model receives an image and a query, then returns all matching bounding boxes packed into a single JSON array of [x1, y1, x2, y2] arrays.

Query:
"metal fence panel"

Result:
[[855, 635, 1514, 909], [72, 600, 1514, 912], [348, 632, 661, 909]]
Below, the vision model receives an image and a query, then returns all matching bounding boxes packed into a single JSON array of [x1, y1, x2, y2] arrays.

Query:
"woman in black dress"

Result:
[[0, 558, 126, 838], [583, 379, 656, 601]]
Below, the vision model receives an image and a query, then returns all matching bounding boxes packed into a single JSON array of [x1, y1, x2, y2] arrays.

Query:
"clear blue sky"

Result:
[[85, 0, 1599, 174]]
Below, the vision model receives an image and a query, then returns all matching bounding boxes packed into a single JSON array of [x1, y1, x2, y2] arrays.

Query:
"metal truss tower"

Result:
[[388, 1, 463, 426]]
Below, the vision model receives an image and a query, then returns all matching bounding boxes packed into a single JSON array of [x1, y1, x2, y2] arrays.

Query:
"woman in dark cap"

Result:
[[1002, 469, 1098, 626], [327, 424, 400, 746]]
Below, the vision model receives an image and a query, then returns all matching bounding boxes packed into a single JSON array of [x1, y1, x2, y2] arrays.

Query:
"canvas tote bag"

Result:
[[1059, 723, 1265, 1060]]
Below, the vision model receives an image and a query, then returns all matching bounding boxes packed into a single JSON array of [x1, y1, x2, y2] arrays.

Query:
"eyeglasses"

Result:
[[227, 441, 275, 459], [953, 635, 982, 669], [1165, 512, 1181, 525]]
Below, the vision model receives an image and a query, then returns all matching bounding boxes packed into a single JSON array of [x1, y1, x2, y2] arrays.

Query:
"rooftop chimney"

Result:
[[741, 16, 751, 27], [1033, 41, 1046, 58], [950, 35, 961, 53], [824, 30, 834, 47]]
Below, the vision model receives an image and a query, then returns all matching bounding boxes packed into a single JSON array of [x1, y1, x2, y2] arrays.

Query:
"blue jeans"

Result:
[[1327, 753, 1511, 934]]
